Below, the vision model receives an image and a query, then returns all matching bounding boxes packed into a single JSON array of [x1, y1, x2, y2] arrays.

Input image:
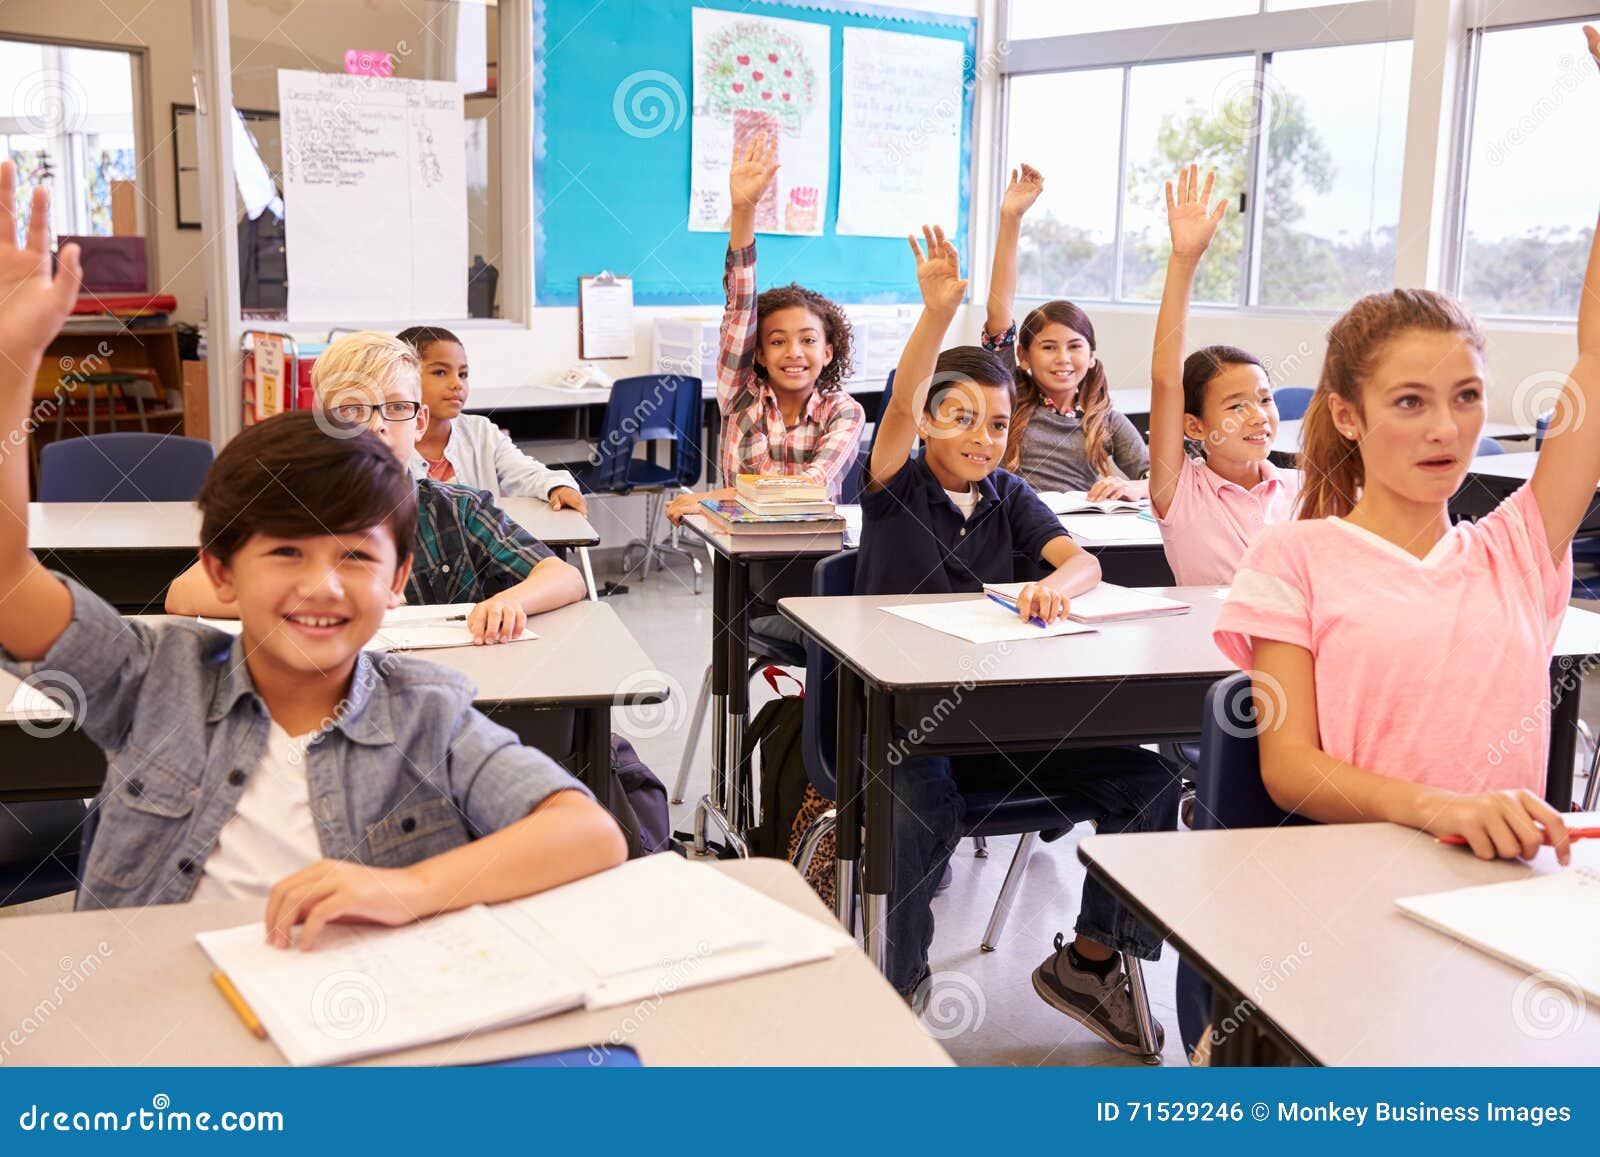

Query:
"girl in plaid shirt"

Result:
[[667, 134, 865, 522]]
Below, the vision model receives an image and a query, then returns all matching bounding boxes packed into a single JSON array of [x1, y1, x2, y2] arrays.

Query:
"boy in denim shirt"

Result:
[[0, 165, 625, 943], [860, 226, 1180, 1056]]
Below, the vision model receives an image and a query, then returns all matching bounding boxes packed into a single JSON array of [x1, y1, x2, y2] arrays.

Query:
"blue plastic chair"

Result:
[[1476, 435, 1506, 457], [37, 433, 214, 502], [553, 374, 704, 585], [794, 552, 1161, 987], [0, 797, 85, 907], [1176, 672, 1314, 1059], [1271, 387, 1313, 421]]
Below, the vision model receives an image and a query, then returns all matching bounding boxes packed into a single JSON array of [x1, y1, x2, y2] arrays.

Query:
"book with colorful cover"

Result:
[[735, 473, 828, 505], [700, 499, 844, 535]]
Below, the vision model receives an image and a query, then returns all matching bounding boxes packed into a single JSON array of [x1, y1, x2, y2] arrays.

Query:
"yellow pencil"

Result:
[[211, 970, 267, 1041]]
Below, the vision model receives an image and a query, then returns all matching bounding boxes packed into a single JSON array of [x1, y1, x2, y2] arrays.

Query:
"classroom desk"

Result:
[[1059, 512, 1174, 586], [777, 589, 1600, 973], [26, 500, 603, 612], [1078, 816, 1600, 1066], [1452, 451, 1600, 532], [0, 600, 667, 814], [1270, 417, 1535, 466], [0, 858, 950, 1067], [676, 514, 846, 856]]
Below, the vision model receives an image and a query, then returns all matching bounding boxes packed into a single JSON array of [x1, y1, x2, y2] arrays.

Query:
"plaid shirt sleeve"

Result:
[[457, 489, 554, 599], [716, 243, 760, 419], [798, 393, 866, 491]]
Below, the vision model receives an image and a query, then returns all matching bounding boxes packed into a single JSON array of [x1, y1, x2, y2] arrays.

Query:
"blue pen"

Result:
[[986, 591, 1050, 630]]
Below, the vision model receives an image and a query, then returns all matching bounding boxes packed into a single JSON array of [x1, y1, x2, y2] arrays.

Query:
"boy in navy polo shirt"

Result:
[[859, 225, 1179, 1058]]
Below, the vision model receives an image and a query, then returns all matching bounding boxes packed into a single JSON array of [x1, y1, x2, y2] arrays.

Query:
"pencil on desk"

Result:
[[211, 970, 267, 1040]]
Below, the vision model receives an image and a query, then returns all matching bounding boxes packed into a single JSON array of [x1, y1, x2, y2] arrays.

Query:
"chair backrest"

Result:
[[668, 372, 705, 489], [1193, 671, 1313, 832], [584, 374, 700, 494], [839, 447, 870, 505], [801, 550, 858, 799], [1536, 410, 1552, 449], [37, 433, 215, 502], [1271, 386, 1313, 421], [1476, 435, 1506, 457]]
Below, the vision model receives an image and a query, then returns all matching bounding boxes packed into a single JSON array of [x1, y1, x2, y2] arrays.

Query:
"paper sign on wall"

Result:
[[278, 69, 467, 321]]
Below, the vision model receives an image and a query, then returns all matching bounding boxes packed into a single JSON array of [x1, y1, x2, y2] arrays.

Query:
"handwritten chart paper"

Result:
[[689, 8, 830, 236], [837, 28, 964, 237], [279, 70, 467, 320]]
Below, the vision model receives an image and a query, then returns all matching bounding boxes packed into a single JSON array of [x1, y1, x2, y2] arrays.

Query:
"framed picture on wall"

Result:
[[171, 103, 278, 230]]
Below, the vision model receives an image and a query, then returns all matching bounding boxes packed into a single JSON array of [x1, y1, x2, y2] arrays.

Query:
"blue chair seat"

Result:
[[957, 790, 1101, 839], [38, 433, 214, 502], [1271, 387, 1312, 421]]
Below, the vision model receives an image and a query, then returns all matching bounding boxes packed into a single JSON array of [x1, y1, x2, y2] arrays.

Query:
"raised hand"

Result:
[[1165, 164, 1228, 260], [729, 132, 780, 215], [907, 224, 967, 314], [1586, 24, 1599, 71], [0, 161, 80, 389], [1000, 163, 1045, 220]]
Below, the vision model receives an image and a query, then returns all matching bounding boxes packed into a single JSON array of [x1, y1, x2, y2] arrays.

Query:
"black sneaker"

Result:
[[1031, 933, 1165, 1057]]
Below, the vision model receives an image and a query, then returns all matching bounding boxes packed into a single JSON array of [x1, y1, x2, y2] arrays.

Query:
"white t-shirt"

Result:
[[192, 722, 322, 902], [944, 485, 979, 520]]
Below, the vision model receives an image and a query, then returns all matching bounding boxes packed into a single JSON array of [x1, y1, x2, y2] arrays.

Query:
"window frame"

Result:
[[998, 0, 1417, 317]]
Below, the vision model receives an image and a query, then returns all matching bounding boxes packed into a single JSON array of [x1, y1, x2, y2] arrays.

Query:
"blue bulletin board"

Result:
[[532, 0, 978, 306]]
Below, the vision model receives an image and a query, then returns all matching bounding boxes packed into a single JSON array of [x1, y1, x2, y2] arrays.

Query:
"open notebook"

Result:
[[198, 603, 536, 651], [1036, 490, 1150, 516], [1396, 866, 1600, 1006], [197, 853, 851, 1066]]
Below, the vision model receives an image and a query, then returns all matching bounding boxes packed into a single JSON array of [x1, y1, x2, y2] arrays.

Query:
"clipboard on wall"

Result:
[[578, 271, 635, 360]]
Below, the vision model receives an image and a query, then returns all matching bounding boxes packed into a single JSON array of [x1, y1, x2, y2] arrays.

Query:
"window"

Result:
[[1001, 33, 1409, 310], [1005, 69, 1122, 301], [0, 40, 140, 245], [1008, 2, 1258, 41], [1457, 18, 1600, 319], [226, 0, 503, 320], [1256, 40, 1411, 308]]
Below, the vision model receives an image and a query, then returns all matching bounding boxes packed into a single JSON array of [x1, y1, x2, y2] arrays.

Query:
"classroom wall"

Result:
[[1, 0, 206, 325]]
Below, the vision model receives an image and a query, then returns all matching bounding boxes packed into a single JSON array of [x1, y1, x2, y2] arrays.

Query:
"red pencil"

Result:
[[1437, 826, 1600, 847]]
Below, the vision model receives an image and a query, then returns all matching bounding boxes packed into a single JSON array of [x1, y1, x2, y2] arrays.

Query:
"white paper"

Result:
[[1037, 490, 1150, 516], [690, 8, 830, 236], [838, 503, 863, 548], [883, 598, 1097, 645], [579, 277, 635, 359], [1058, 512, 1163, 544], [279, 69, 468, 321], [836, 28, 964, 238], [198, 604, 536, 651], [986, 582, 1190, 624]]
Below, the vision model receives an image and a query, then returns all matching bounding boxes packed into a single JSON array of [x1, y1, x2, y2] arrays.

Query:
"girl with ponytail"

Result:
[[984, 165, 1149, 499], [1211, 22, 1600, 865]]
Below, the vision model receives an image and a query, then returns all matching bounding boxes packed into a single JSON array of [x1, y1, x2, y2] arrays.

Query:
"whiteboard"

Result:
[[836, 27, 964, 238], [278, 69, 468, 321]]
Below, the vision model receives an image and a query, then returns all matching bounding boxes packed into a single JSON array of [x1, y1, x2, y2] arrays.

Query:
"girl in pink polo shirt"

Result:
[[1147, 165, 1299, 585], [1215, 29, 1600, 862]]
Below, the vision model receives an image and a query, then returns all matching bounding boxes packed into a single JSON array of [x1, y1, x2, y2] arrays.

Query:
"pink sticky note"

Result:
[[344, 49, 393, 78]]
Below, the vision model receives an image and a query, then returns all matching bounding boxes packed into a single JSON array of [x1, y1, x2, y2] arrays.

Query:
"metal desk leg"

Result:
[[693, 551, 748, 857], [575, 706, 613, 814], [578, 547, 599, 601], [834, 666, 864, 936], [862, 685, 892, 975], [1547, 657, 1583, 811]]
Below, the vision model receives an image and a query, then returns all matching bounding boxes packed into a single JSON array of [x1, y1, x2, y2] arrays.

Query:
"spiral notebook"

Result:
[[1395, 866, 1600, 1005]]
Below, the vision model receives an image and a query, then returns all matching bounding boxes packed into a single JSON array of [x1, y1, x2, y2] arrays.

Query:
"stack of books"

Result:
[[697, 474, 846, 549]]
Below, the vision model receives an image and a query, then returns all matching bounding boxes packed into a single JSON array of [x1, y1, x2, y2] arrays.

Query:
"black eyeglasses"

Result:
[[328, 400, 422, 424]]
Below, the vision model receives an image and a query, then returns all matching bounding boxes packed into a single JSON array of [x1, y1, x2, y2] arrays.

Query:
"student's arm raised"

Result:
[[985, 164, 1042, 341], [869, 225, 967, 491], [1253, 637, 1571, 864], [0, 163, 82, 661], [1148, 165, 1227, 520], [714, 134, 779, 420]]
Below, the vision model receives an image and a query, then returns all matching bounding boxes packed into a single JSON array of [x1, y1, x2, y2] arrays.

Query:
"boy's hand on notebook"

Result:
[[0, 161, 81, 391], [548, 486, 587, 514], [907, 224, 967, 315], [999, 163, 1044, 221], [1015, 582, 1070, 625], [468, 591, 528, 644], [1425, 789, 1571, 867], [264, 859, 430, 950]]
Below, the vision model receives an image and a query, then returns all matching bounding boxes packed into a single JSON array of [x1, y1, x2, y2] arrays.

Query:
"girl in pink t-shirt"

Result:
[[1215, 27, 1600, 863], [1147, 165, 1300, 585]]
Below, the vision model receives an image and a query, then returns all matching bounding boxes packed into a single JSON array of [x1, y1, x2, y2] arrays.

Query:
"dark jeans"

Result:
[[886, 746, 1181, 995]]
